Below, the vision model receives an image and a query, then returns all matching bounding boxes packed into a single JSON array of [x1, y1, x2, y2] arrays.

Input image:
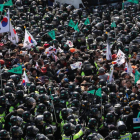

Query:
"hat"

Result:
[[44, 44, 49, 48], [99, 67, 105, 74], [121, 71, 127, 77], [137, 80, 140, 85], [112, 54, 117, 59], [44, 60, 49, 65], [41, 67, 47, 73]]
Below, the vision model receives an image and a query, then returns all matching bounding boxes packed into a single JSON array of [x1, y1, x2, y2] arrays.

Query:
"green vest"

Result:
[[62, 130, 84, 140], [120, 133, 132, 140]]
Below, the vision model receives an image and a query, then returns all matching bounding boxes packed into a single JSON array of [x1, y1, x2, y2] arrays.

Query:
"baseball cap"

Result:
[[41, 67, 47, 73], [112, 54, 117, 59], [137, 80, 140, 85]]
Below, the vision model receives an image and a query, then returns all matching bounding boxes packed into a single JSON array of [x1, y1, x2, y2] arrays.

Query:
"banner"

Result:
[[8, 65, 22, 74], [127, 0, 139, 4]]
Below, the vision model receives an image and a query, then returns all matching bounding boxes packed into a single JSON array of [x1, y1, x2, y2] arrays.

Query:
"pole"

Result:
[[0, 64, 1, 89], [50, 90, 58, 124]]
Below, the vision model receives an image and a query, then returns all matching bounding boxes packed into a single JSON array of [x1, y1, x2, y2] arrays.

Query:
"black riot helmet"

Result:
[[123, 106, 131, 115], [0, 96, 6, 105], [68, 83, 75, 92], [10, 116, 23, 126], [38, 94, 49, 103], [132, 132, 140, 140], [35, 115, 44, 126], [26, 126, 39, 137], [117, 121, 127, 135], [29, 84, 36, 93], [106, 113, 114, 122], [88, 118, 97, 129], [36, 134, 49, 140], [10, 126, 23, 138], [63, 123, 76, 136], [43, 111, 53, 123], [16, 90, 24, 100], [0, 130, 10, 138], [5, 86, 12, 93], [16, 84, 23, 90], [60, 90, 69, 99], [10, 75, 20, 84], [22, 111, 31, 121], [109, 130, 121, 139], [36, 103, 47, 114]]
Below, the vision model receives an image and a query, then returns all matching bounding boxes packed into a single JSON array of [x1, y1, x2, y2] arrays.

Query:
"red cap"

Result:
[[44, 44, 49, 48], [0, 59, 5, 65], [112, 54, 117, 59], [41, 67, 47, 73]]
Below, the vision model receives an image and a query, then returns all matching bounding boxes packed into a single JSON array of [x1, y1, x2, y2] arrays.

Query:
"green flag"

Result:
[[95, 88, 102, 97], [4, 0, 13, 6], [48, 30, 55, 40], [127, 0, 139, 4], [84, 18, 90, 25], [87, 90, 95, 94], [81, 71, 85, 76], [0, 5, 4, 12], [135, 70, 140, 84], [111, 21, 116, 28], [74, 22, 80, 32], [8, 65, 22, 74], [122, 1, 124, 10], [68, 19, 75, 28]]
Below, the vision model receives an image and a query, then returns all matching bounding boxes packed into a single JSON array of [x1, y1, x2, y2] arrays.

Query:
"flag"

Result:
[[22, 70, 29, 86], [45, 46, 57, 56], [135, 70, 140, 84], [0, 0, 13, 12], [74, 23, 80, 32], [35, 62, 39, 69], [4, 0, 13, 6], [111, 21, 116, 28], [48, 30, 55, 40], [8, 21, 19, 44], [84, 18, 90, 25], [58, 47, 63, 53], [122, 1, 124, 10], [106, 42, 112, 60], [81, 71, 85, 76], [87, 90, 95, 94], [52, 54, 58, 62], [127, 0, 139, 4], [70, 62, 82, 70], [116, 49, 125, 66], [68, 19, 75, 28], [95, 88, 102, 97], [0, 5, 4, 12], [107, 65, 114, 82], [23, 29, 37, 49], [66, 40, 73, 47], [20, 51, 27, 55], [8, 65, 22, 74], [0, 9, 10, 33]]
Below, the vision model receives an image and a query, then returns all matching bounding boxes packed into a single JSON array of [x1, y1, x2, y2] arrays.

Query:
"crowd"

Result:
[[0, 0, 140, 139]]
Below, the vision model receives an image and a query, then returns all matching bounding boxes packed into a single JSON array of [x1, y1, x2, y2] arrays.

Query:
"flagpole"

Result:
[[0, 63, 2, 89]]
